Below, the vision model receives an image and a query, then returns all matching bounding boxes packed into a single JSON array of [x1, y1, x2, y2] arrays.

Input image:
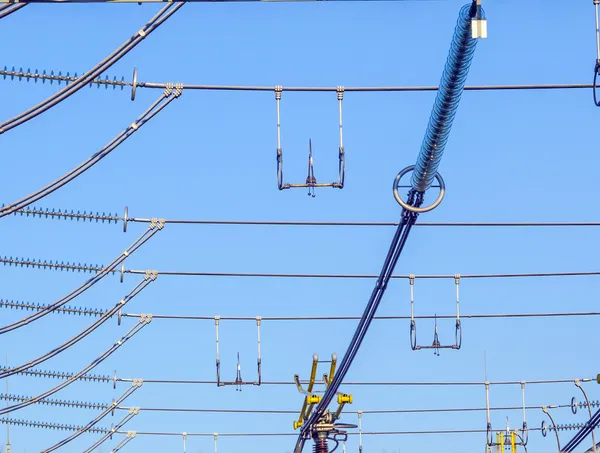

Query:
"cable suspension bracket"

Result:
[[408, 274, 462, 354], [485, 380, 529, 449], [275, 86, 345, 196], [214, 316, 262, 389], [293, 354, 355, 453]]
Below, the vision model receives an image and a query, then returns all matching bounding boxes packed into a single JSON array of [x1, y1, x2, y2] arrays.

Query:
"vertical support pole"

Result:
[[215, 316, 221, 386], [358, 410, 363, 453], [256, 316, 262, 385]]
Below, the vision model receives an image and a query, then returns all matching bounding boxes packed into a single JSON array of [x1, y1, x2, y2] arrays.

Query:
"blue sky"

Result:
[[1, 0, 600, 452]]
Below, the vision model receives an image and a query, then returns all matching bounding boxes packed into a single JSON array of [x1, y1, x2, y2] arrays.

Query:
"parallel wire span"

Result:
[[0, 393, 580, 414], [0, 67, 594, 93], [122, 311, 600, 321], [0, 276, 155, 380], [0, 315, 151, 415], [0, 299, 107, 317], [1, 365, 592, 387], [5, 256, 600, 280], [0, 3, 26, 18], [0, 223, 160, 335], [0, 3, 183, 135], [41, 383, 142, 453], [0, 88, 182, 219], [0, 416, 108, 434], [0, 394, 579, 417], [81, 409, 139, 453], [7, 204, 600, 228]]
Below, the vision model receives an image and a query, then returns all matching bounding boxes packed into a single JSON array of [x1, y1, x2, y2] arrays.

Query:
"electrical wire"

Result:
[[1, 67, 594, 93], [2, 365, 591, 388], [0, 3, 183, 135], [0, 315, 151, 415], [122, 311, 600, 321], [0, 3, 25, 19], [0, 88, 181, 219], [81, 409, 139, 453], [0, 275, 155, 380], [0, 393, 573, 415], [0, 223, 160, 335], [6, 256, 600, 280], [40, 383, 141, 453]]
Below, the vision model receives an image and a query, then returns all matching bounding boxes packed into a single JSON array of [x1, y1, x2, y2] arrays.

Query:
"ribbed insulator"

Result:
[[2, 204, 121, 223], [0, 256, 108, 273], [411, 2, 482, 192], [0, 393, 108, 410], [0, 416, 109, 434], [0, 299, 107, 317], [0, 366, 111, 382], [0, 66, 126, 90], [313, 438, 328, 453]]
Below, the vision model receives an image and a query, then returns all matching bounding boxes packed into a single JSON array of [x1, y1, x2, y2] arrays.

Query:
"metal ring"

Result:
[[571, 396, 578, 414], [410, 320, 417, 350], [131, 68, 138, 102], [123, 206, 128, 233], [393, 165, 445, 213], [541, 420, 548, 437], [455, 320, 462, 350], [594, 62, 600, 107], [113, 371, 117, 390], [486, 422, 493, 445], [118, 309, 122, 326], [120, 262, 125, 283]]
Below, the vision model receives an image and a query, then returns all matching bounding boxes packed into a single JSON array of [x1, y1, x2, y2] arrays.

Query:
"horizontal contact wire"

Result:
[[0, 68, 595, 93]]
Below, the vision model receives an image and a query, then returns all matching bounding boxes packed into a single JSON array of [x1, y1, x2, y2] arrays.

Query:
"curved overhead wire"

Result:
[[0, 3, 183, 135], [0, 3, 26, 18], [0, 222, 161, 335], [0, 275, 155, 380], [40, 383, 141, 453], [0, 315, 151, 415], [0, 89, 181, 219], [81, 409, 139, 453]]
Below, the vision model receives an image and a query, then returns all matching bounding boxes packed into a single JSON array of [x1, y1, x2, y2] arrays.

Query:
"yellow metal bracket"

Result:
[[293, 353, 353, 430]]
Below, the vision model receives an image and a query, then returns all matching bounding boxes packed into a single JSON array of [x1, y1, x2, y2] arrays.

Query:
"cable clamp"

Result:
[[130, 122, 139, 131], [215, 315, 220, 325], [137, 29, 147, 38], [127, 431, 137, 438], [157, 218, 166, 230], [256, 316, 262, 326], [336, 86, 344, 100], [274, 85, 283, 100]]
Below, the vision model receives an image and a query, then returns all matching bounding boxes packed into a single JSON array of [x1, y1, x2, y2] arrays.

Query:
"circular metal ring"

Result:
[[131, 68, 138, 102], [486, 422, 493, 446], [118, 309, 122, 326], [541, 420, 548, 437], [120, 262, 125, 283], [593, 62, 600, 107], [123, 206, 128, 233], [571, 396, 578, 414], [410, 320, 417, 350], [393, 165, 445, 213], [455, 320, 462, 350], [113, 371, 117, 390]]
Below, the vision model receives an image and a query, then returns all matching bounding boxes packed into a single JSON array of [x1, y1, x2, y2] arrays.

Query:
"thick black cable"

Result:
[[0, 276, 154, 380], [0, 90, 180, 219], [562, 408, 600, 452], [0, 316, 150, 415], [0, 223, 159, 335], [82, 410, 138, 453], [0, 3, 183, 134]]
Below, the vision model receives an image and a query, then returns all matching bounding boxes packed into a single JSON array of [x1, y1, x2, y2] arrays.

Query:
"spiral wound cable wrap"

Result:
[[1, 66, 127, 89], [410, 1, 483, 192]]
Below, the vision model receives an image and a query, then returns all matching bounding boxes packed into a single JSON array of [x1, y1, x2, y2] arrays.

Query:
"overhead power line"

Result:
[[0, 67, 594, 94]]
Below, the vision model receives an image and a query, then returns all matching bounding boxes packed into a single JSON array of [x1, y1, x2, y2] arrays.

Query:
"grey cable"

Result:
[[0, 3, 183, 134], [0, 3, 25, 18], [0, 316, 150, 415], [0, 90, 180, 219], [0, 224, 159, 334]]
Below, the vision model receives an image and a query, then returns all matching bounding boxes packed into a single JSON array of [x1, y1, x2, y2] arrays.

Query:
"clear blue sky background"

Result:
[[1, 0, 599, 452]]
